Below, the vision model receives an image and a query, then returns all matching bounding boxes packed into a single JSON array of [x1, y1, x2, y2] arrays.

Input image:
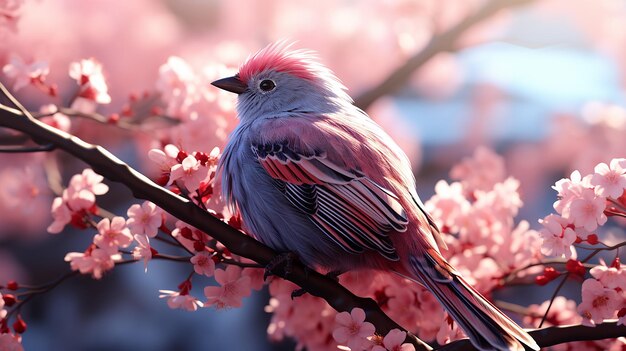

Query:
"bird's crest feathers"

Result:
[[238, 41, 333, 84]]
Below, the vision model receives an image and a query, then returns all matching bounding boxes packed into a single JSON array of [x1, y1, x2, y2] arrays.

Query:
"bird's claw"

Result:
[[264, 252, 299, 281]]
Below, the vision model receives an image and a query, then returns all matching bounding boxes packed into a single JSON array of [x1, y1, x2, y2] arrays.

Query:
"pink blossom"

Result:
[[69, 58, 111, 104], [39, 104, 71, 133], [156, 56, 198, 117], [148, 144, 180, 172], [553, 170, 588, 217], [68, 169, 109, 195], [0, 333, 23, 351], [332, 308, 376, 351], [0, 292, 6, 319], [46, 197, 72, 234], [524, 297, 581, 328], [0, 0, 23, 31], [132, 234, 153, 272], [424, 180, 470, 231], [569, 187, 607, 231], [65, 246, 120, 279], [63, 186, 96, 211], [190, 251, 215, 277], [158, 290, 203, 311], [371, 329, 415, 351], [126, 201, 163, 237], [168, 155, 209, 192], [93, 217, 133, 249], [538, 214, 577, 259], [2, 55, 49, 91], [242, 267, 266, 291], [578, 278, 620, 326], [590, 158, 626, 198], [590, 260, 626, 291], [449, 147, 506, 193], [204, 265, 252, 309]]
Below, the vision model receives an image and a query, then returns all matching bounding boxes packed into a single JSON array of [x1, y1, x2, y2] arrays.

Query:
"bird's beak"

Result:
[[211, 75, 247, 94]]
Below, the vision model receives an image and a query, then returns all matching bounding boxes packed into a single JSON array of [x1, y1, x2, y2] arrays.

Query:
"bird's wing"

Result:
[[252, 142, 408, 261]]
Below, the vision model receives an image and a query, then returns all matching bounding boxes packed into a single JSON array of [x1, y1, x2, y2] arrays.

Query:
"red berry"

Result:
[[574, 236, 583, 244], [6, 281, 18, 291], [543, 267, 560, 280], [611, 257, 621, 269], [2, 294, 16, 307], [155, 174, 169, 186], [618, 308, 626, 318], [535, 275, 550, 286], [565, 259, 586, 276], [12, 316, 26, 334], [180, 227, 193, 240], [108, 113, 120, 124], [193, 241, 205, 252], [586, 234, 599, 245], [176, 150, 188, 163]]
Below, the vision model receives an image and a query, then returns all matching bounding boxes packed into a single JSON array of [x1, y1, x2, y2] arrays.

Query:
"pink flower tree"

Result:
[[0, 1, 625, 351]]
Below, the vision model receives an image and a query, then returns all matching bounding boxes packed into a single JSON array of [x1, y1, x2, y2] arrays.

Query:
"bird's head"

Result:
[[212, 41, 352, 120]]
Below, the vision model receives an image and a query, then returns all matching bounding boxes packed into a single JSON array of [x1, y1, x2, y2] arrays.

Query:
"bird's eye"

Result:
[[259, 79, 276, 92]]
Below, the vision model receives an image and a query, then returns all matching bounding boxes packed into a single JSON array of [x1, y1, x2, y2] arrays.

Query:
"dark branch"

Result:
[[0, 83, 431, 351], [353, 0, 535, 110], [437, 322, 626, 350]]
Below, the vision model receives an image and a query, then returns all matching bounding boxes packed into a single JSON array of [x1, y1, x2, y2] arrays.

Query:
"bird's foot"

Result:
[[264, 252, 300, 281]]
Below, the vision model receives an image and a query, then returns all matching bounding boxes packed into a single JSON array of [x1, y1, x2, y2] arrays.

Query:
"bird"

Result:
[[212, 41, 539, 351]]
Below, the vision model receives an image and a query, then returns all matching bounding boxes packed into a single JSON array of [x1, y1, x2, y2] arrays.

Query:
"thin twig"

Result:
[[0, 143, 55, 152], [353, 0, 536, 110]]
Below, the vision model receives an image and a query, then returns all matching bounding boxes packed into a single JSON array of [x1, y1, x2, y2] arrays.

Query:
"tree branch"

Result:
[[437, 322, 626, 350], [0, 83, 432, 351], [353, 0, 535, 110]]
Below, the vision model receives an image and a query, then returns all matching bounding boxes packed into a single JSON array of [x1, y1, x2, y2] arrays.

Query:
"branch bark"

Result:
[[0, 83, 431, 351], [353, 0, 535, 111], [1, 86, 624, 349], [438, 322, 626, 350]]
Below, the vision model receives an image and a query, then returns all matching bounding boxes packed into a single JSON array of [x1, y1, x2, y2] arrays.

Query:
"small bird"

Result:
[[212, 42, 539, 351]]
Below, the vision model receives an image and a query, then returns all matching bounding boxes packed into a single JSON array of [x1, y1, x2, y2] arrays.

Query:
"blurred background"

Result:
[[1, 0, 625, 350]]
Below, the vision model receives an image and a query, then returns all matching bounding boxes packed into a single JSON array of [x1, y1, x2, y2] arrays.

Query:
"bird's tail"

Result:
[[407, 250, 539, 351]]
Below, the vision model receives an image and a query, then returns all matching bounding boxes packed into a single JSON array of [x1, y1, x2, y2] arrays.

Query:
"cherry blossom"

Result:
[[524, 297, 581, 339], [590, 260, 626, 291], [0, 292, 6, 319], [39, 104, 71, 133], [538, 214, 577, 259], [450, 146, 506, 193], [132, 234, 153, 272], [148, 144, 180, 173], [578, 278, 620, 327], [46, 197, 72, 234], [332, 308, 375, 351], [68, 169, 109, 196], [569, 187, 608, 231], [190, 251, 215, 277], [126, 201, 163, 237], [93, 217, 133, 249], [371, 329, 415, 351], [0, 333, 23, 351], [158, 290, 203, 311], [168, 155, 209, 192], [2, 55, 49, 91], [590, 158, 626, 198], [204, 265, 251, 309], [424, 180, 470, 232], [553, 170, 588, 218], [68, 58, 111, 104], [0, 0, 24, 31], [64, 246, 121, 279]]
